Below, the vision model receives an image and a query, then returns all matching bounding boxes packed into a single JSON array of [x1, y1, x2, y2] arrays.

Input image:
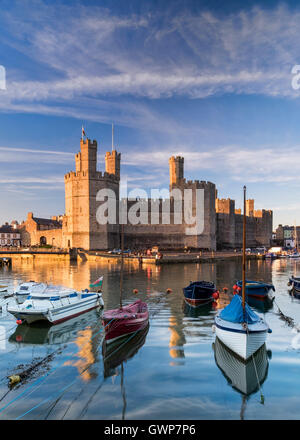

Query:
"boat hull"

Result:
[[288, 277, 300, 298], [214, 316, 269, 361], [183, 281, 218, 306], [235, 280, 275, 299], [102, 300, 149, 344], [102, 316, 149, 344], [8, 294, 104, 325]]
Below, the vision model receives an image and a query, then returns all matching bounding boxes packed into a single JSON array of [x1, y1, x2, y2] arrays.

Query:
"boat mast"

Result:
[[120, 223, 124, 309], [242, 185, 246, 313]]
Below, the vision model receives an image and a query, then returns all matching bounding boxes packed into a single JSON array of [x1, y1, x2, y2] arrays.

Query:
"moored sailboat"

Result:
[[213, 186, 271, 361]]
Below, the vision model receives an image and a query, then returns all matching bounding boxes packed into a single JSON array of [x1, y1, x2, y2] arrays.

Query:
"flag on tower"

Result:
[[82, 125, 86, 138]]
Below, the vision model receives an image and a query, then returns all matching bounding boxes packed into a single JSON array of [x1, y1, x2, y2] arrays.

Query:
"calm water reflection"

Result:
[[0, 257, 299, 419]]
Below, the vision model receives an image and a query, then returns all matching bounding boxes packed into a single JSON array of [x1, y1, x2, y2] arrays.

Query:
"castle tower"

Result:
[[63, 137, 120, 250], [75, 138, 97, 173], [246, 199, 254, 217], [169, 156, 184, 188], [105, 150, 121, 180]]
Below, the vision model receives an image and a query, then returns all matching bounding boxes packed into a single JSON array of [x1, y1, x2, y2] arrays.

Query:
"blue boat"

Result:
[[183, 281, 219, 307], [233, 280, 275, 300]]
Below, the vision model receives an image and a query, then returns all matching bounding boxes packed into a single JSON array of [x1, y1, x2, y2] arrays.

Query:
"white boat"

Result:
[[214, 296, 270, 360], [7, 284, 104, 325], [14, 281, 48, 296], [213, 186, 271, 361], [0, 285, 8, 293], [288, 253, 300, 259]]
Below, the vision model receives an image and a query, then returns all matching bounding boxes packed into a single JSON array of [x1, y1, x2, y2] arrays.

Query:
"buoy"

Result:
[[166, 288, 172, 294], [133, 289, 138, 294], [212, 291, 219, 300], [16, 335, 22, 342], [16, 320, 22, 325], [8, 375, 21, 386]]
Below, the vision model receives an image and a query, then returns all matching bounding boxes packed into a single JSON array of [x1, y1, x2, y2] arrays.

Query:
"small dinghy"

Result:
[[183, 281, 219, 306], [7, 284, 104, 325], [233, 280, 275, 300], [14, 281, 47, 296], [0, 285, 8, 293], [102, 300, 149, 344]]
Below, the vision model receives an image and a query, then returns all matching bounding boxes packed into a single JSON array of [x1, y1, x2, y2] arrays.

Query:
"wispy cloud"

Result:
[[0, 2, 300, 127]]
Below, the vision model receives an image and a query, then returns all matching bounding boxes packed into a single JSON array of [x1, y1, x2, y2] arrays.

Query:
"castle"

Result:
[[20, 137, 273, 251]]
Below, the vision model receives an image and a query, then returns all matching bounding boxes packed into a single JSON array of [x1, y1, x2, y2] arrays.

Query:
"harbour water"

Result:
[[0, 257, 299, 420]]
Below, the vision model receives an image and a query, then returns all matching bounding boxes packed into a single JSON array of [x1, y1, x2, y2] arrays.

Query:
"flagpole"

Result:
[[112, 123, 114, 151]]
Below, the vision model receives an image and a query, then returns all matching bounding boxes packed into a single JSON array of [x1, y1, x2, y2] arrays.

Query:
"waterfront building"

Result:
[[0, 224, 21, 247]]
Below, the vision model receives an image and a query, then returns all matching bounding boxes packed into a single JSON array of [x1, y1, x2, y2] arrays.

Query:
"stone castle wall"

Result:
[[21, 139, 273, 251], [216, 198, 272, 249]]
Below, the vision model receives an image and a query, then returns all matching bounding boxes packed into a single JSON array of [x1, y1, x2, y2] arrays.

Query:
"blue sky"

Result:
[[1, 0, 300, 228]]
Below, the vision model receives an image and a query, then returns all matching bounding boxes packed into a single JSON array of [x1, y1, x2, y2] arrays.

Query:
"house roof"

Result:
[[33, 217, 62, 228], [0, 225, 19, 233]]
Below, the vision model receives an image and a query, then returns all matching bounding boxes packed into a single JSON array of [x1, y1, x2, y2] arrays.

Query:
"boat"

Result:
[[213, 186, 271, 361], [14, 281, 47, 296], [213, 337, 269, 419], [233, 280, 275, 300], [0, 285, 8, 293], [265, 253, 277, 259], [288, 275, 300, 298], [183, 281, 219, 306], [288, 252, 300, 259], [102, 224, 149, 344], [102, 299, 149, 343], [7, 284, 104, 325], [246, 295, 274, 313]]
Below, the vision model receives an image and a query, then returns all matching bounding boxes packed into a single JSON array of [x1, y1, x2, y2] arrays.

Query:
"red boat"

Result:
[[102, 299, 149, 343]]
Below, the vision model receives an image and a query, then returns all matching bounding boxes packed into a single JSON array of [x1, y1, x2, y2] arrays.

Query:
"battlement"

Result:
[[172, 178, 215, 190], [64, 170, 119, 183], [105, 149, 121, 180], [216, 198, 235, 214]]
